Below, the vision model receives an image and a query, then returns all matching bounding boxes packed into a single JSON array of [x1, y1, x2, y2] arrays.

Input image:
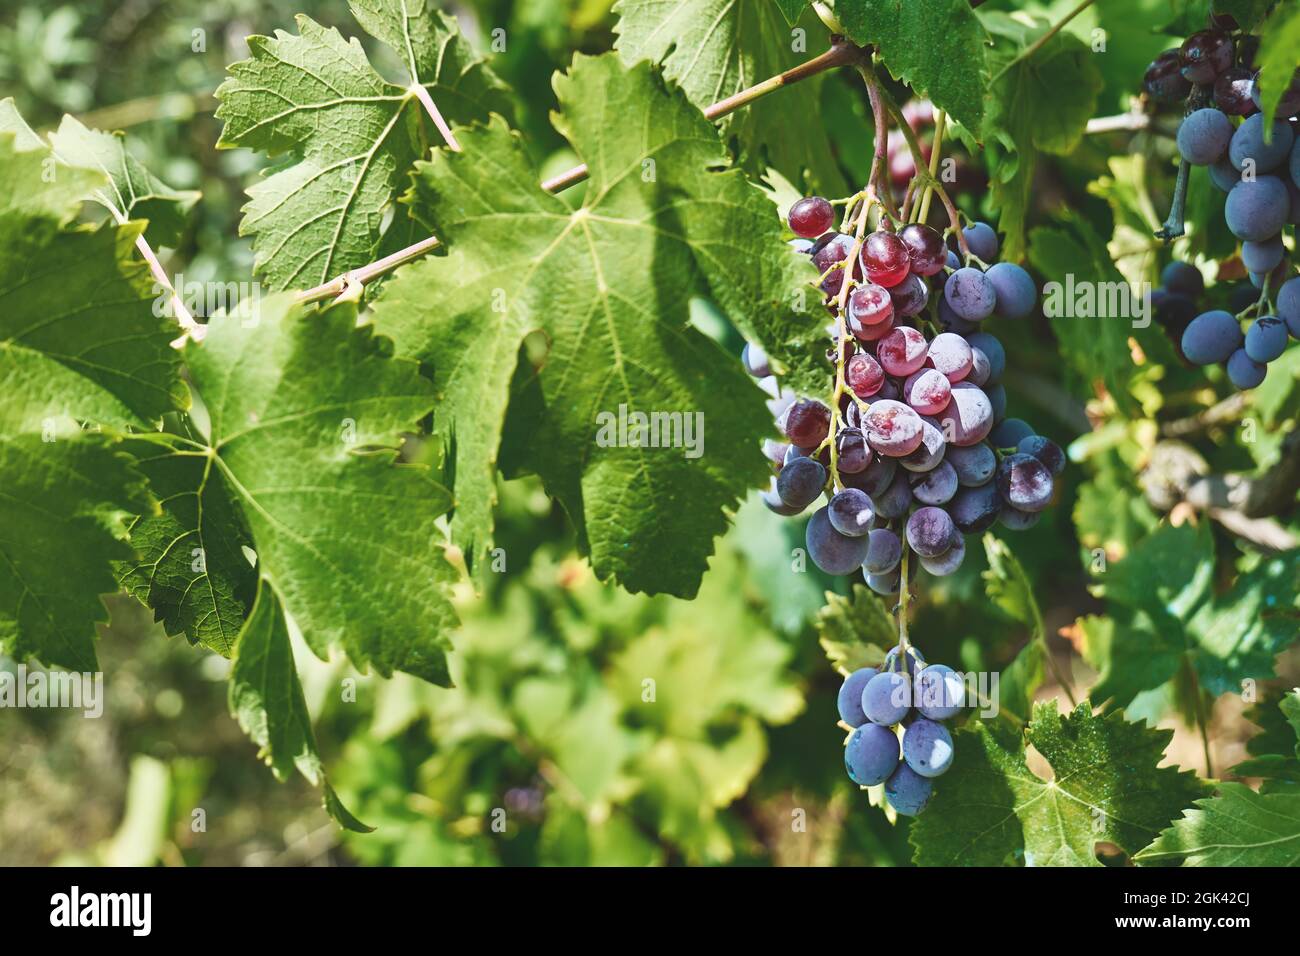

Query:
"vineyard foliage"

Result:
[[1, 0, 1300, 866]]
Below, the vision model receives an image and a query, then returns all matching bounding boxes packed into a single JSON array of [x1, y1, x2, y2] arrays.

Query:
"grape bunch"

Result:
[[1141, 23, 1300, 390], [836, 644, 964, 816], [745, 201, 1063, 593]]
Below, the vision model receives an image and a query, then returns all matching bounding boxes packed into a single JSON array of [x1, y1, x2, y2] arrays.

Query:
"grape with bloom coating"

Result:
[[944, 267, 996, 321], [906, 506, 957, 557], [946, 442, 996, 486], [837, 666, 877, 727], [1177, 108, 1233, 165], [986, 262, 1037, 319], [989, 417, 1035, 449], [878, 326, 929, 377], [1229, 114, 1294, 173], [961, 221, 998, 261], [871, 470, 913, 519], [927, 332, 974, 382], [828, 488, 874, 536], [900, 417, 947, 473], [935, 382, 994, 446], [965, 332, 1004, 382], [845, 723, 900, 786], [910, 460, 958, 505], [903, 368, 951, 415], [889, 273, 930, 317], [1226, 177, 1290, 241], [862, 670, 912, 725], [776, 456, 826, 509], [903, 718, 954, 777], [1017, 434, 1065, 476], [863, 399, 925, 457], [1181, 310, 1243, 365], [847, 282, 893, 328], [885, 764, 933, 816], [997, 453, 1054, 512], [914, 664, 965, 720], [863, 528, 902, 574], [846, 351, 885, 398], [949, 481, 1002, 534], [1227, 348, 1267, 389], [807, 507, 871, 574]]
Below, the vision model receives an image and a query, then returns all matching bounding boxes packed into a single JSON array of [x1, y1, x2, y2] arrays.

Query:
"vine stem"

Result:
[[916, 108, 946, 225], [410, 84, 462, 152], [295, 39, 864, 306], [991, 0, 1097, 84], [860, 67, 898, 222]]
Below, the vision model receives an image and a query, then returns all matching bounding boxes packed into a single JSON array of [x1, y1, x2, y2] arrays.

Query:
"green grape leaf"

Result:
[[0, 432, 150, 671], [1136, 783, 1300, 866], [912, 701, 1210, 866], [372, 53, 819, 596], [816, 585, 891, 673], [133, 295, 460, 683], [0, 97, 47, 148], [982, 17, 1102, 260], [612, 0, 845, 193], [1087, 524, 1300, 708], [772, 0, 808, 25], [215, 5, 510, 290], [0, 135, 186, 430], [116, 430, 256, 657], [830, 0, 988, 134], [48, 115, 199, 247], [1255, 1, 1300, 128], [229, 579, 371, 831], [1233, 689, 1300, 785]]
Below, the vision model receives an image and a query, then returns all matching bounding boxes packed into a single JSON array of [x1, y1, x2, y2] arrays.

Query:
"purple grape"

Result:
[[899, 222, 947, 276], [946, 442, 996, 486], [843, 454, 897, 497], [883, 643, 925, 676], [807, 506, 871, 574], [996, 453, 1054, 512], [781, 398, 831, 446], [837, 666, 877, 727], [1210, 157, 1240, 192], [836, 428, 872, 474], [776, 455, 826, 508], [863, 528, 902, 574], [889, 273, 930, 317], [1017, 434, 1066, 476], [900, 416, 947, 473], [1245, 316, 1288, 363], [1242, 235, 1285, 275], [811, 232, 859, 296], [1181, 310, 1244, 364], [902, 718, 954, 777], [914, 664, 964, 720], [1145, 49, 1192, 102], [919, 534, 966, 576], [937, 295, 978, 334], [1229, 114, 1294, 173], [945, 267, 997, 321], [964, 332, 1004, 382], [949, 481, 1003, 534], [1226, 348, 1267, 388], [878, 326, 929, 377], [967, 346, 992, 387], [761, 478, 803, 516], [1176, 108, 1233, 166], [828, 488, 875, 536], [864, 568, 901, 596], [862, 670, 912, 725], [910, 460, 958, 505], [885, 763, 933, 816], [961, 221, 999, 261], [1179, 30, 1233, 84], [1000, 505, 1040, 530], [872, 470, 914, 519], [1215, 66, 1257, 116], [863, 399, 925, 457], [904, 368, 952, 415], [906, 506, 957, 557], [845, 722, 901, 786], [934, 382, 993, 447], [986, 262, 1037, 319], [987, 383, 1007, 424], [1226, 176, 1290, 241]]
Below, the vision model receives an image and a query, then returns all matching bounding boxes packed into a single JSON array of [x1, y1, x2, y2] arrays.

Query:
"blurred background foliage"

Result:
[[2, 0, 1298, 866]]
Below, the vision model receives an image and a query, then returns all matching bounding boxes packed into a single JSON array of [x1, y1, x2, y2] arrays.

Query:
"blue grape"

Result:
[[760, 479, 802, 516], [948, 481, 1003, 534], [914, 664, 965, 720], [1245, 316, 1289, 362], [937, 294, 978, 334], [987, 383, 1008, 423], [986, 262, 1037, 319], [964, 332, 1005, 382], [837, 667, 877, 727], [906, 506, 957, 557], [1279, 277, 1300, 337], [1181, 310, 1244, 364], [945, 249, 961, 271], [1209, 158, 1240, 193], [1242, 236, 1285, 274], [1161, 261, 1204, 298], [862, 670, 912, 725], [1226, 176, 1290, 241], [997, 452, 1054, 512], [885, 764, 933, 816], [919, 535, 965, 576], [1176, 108, 1233, 165], [902, 718, 954, 777], [946, 442, 996, 486], [863, 528, 902, 574], [1016, 434, 1066, 475], [1227, 348, 1267, 388], [844, 723, 901, 786], [944, 267, 997, 321], [988, 417, 1035, 448], [864, 568, 900, 596], [872, 469, 913, 519], [776, 455, 826, 508], [910, 460, 959, 505], [967, 345, 992, 387], [741, 341, 771, 378], [827, 488, 874, 536], [1229, 114, 1295, 173], [961, 221, 999, 261], [806, 506, 871, 574], [1000, 504, 1041, 530], [843, 454, 897, 497], [883, 643, 926, 676]]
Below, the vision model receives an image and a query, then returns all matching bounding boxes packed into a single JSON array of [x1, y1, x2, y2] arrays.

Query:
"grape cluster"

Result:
[[1142, 24, 1300, 390], [836, 645, 964, 816], [746, 203, 1063, 593]]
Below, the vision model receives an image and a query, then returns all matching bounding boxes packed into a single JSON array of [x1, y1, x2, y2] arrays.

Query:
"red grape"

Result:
[[1215, 67, 1257, 116], [1144, 49, 1192, 102], [846, 352, 885, 398], [1180, 31, 1233, 84], [847, 282, 894, 327], [780, 398, 831, 447], [788, 196, 834, 238], [898, 223, 946, 276], [903, 368, 952, 415], [889, 273, 930, 317], [878, 326, 928, 377], [861, 231, 911, 288]]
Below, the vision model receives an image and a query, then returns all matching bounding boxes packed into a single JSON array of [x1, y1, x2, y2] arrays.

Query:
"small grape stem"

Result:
[[296, 38, 864, 305], [897, 545, 911, 655], [409, 83, 462, 152], [827, 194, 875, 486], [1156, 85, 1212, 242]]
